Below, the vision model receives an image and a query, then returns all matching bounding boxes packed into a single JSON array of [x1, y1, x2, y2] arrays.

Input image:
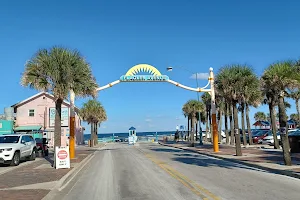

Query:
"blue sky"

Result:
[[0, 0, 299, 134]]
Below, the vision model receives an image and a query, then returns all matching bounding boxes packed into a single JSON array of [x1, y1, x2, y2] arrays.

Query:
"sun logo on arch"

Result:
[[125, 64, 162, 76]]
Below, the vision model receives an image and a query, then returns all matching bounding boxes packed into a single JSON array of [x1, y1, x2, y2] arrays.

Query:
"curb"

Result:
[[42, 151, 97, 200], [159, 142, 300, 180]]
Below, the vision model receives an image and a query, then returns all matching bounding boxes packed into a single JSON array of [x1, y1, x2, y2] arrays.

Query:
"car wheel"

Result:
[[10, 152, 20, 166], [30, 148, 36, 161]]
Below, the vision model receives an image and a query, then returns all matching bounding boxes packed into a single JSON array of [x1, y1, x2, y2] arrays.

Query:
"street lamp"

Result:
[[166, 66, 204, 145]]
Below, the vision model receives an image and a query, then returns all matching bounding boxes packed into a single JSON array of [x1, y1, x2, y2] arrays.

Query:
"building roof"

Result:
[[129, 126, 136, 130], [11, 92, 79, 111], [14, 125, 42, 131], [253, 120, 270, 126]]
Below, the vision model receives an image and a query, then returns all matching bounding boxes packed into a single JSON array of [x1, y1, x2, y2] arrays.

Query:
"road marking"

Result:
[[144, 153, 220, 200]]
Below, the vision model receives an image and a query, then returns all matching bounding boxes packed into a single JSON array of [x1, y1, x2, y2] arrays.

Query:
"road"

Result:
[[53, 143, 300, 200]]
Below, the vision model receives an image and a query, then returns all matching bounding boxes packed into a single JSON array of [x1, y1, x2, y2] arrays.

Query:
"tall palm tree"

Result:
[[216, 65, 257, 155], [224, 102, 230, 144], [201, 93, 211, 142], [261, 61, 298, 166], [254, 112, 267, 121], [80, 99, 107, 146], [21, 47, 98, 151], [182, 100, 204, 146]]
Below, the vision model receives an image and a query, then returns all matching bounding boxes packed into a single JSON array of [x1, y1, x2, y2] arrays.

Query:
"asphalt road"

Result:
[[54, 143, 300, 200]]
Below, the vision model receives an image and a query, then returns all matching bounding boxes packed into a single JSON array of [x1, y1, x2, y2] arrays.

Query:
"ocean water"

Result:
[[83, 131, 175, 142]]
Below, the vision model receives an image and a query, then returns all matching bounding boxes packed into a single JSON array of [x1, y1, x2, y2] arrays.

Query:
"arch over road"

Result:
[[96, 64, 212, 93], [95, 64, 219, 153]]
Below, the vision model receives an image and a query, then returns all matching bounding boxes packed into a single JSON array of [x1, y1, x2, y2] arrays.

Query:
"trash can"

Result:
[[289, 136, 300, 153]]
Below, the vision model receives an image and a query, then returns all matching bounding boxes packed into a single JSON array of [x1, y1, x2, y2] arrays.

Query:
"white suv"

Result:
[[0, 134, 37, 166]]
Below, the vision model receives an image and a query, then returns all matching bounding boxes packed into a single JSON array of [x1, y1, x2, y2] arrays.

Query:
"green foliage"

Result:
[[21, 46, 98, 100], [254, 112, 267, 121], [80, 99, 107, 125]]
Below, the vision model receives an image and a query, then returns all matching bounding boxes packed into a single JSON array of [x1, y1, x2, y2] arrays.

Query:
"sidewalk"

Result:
[[0, 144, 104, 200], [159, 141, 300, 179]]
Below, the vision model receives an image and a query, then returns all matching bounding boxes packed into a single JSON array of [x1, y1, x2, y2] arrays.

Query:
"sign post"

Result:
[[55, 146, 70, 169]]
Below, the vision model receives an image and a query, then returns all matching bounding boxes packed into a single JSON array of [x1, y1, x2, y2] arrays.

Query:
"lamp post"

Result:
[[69, 90, 75, 159], [166, 66, 203, 145]]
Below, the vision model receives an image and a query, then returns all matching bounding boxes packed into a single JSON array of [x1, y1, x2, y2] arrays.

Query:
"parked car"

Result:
[[0, 134, 37, 166], [252, 130, 270, 144], [262, 131, 281, 145], [288, 130, 300, 153]]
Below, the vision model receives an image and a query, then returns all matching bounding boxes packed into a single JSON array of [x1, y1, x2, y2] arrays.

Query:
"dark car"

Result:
[[288, 130, 300, 153]]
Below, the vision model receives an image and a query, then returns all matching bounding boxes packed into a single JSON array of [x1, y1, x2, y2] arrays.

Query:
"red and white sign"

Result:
[[55, 146, 70, 169]]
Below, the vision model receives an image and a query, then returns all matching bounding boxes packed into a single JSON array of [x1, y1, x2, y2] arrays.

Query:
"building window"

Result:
[[28, 109, 35, 117]]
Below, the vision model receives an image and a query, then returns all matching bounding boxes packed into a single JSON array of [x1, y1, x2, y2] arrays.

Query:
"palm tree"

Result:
[[201, 93, 211, 142], [290, 113, 298, 122], [217, 65, 257, 155], [289, 90, 300, 126], [254, 112, 267, 121], [80, 99, 107, 146], [246, 90, 262, 145], [182, 100, 204, 146], [261, 61, 298, 166], [21, 47, 98, 151], [224, 102, 230, 144]]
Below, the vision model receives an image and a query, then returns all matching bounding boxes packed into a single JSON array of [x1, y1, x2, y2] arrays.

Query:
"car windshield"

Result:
[[254, 131, 268, 136], [289, 131, 300, 136], [0, 136, 20, 143]]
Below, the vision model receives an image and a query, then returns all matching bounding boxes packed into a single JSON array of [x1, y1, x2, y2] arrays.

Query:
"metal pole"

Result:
[[156, 131, 158, 142], [209, 68, 219, 152], [69, 90, 75, 159]]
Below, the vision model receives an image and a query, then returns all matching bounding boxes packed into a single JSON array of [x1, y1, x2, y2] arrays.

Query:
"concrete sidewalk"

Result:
[[0, 145, 104, 200], [159, 141, 300, 179]]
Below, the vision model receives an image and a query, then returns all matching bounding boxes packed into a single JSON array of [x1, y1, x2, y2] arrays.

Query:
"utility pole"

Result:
[[69, 90, 75, 159], [209, 68, 219, 152]]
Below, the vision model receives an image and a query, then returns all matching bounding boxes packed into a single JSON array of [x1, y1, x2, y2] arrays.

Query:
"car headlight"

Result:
[[5, 148, 12, 151]]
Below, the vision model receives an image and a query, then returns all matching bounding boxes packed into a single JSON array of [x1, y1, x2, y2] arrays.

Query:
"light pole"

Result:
[[69, 90, 75, 159], [166, 66, 203, 145]]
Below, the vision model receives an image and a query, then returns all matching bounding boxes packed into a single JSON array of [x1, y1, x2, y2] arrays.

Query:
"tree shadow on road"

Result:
[[150, 148, 183, 153], [171, 154, 294, 177]]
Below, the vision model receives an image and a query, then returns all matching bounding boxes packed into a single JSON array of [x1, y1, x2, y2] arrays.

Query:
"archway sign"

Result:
[[95, 64, 219, 153]]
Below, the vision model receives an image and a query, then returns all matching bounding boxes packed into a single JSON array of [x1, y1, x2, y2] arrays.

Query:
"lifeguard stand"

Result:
[[128, 126, 137, 145]]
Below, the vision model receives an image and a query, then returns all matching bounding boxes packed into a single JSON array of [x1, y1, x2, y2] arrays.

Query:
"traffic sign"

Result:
[[55, 146, 70, 169]]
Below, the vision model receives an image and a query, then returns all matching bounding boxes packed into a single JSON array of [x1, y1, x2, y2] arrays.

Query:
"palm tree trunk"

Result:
[[190, 115, 195, 146], [229, 104, 235, 145], [233, 101, 242, 156], [195, 120, 198, 141], [90, 123, 94, 147], [246, 103, 253, 145], [296, 99, 300, 127], [187, 116, 190, 141], [241, 103, 247, 146], [278, 95, 292, 166], [54, 98, 63, 148], [94, 122, 98, 145], [209, 108, 212, 143], [225, 103, 229, 144], [269, 102, 280, 149], [54, 98, 63, 168], [204, 113, 208, 142], [218, 110, 223, 143]]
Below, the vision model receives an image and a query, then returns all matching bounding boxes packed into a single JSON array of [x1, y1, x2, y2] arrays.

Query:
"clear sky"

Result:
[[0, 0, 299, 134]]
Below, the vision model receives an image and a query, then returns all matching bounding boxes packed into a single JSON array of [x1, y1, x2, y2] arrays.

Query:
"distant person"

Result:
[[175, 130, 179, 142]]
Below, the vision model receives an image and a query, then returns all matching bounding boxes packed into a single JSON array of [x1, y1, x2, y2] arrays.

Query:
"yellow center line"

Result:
[[144, 153, 221, 200]]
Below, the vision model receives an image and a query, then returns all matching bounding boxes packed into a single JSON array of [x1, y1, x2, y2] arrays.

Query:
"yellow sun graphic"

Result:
[[125, 64, 162, 76]]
